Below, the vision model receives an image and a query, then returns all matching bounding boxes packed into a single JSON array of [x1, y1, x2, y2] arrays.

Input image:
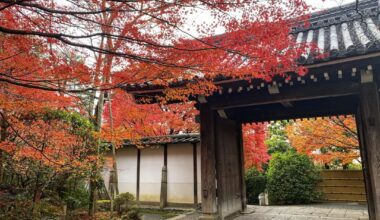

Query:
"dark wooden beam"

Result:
[[235, 98, 357, 123], [209, 81, 360, 110], [280, 101, 293, 108]]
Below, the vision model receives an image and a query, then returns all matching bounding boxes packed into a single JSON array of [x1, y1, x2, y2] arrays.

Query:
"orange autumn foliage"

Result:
[[0, 114, 97, 171], [286, 116, 359, 166], [101, 89, 198, 145], [0, 31, 98, 172], [0, 0, 311, 95], [0, 0, 312, 176]]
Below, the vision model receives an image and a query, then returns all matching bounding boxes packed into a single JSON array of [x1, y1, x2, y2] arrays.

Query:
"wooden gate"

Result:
[[215, 117, 244, 219]]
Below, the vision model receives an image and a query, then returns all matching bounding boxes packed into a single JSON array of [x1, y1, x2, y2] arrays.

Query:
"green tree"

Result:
[[265, 121, 294, 154]]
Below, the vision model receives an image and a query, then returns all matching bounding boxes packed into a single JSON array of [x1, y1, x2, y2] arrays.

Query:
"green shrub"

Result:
[[0, 200, 62, 220], [115, 192, 135, 215], [348, 163, 362, 170], [34, 200, 62, 218], [267, 152, 321, 204], [61, 178, 89, 211], [0, 200, 33, 220], [245, 168, 266, 204], [121, 206, 142, 220], [97, 200, 111, 212]]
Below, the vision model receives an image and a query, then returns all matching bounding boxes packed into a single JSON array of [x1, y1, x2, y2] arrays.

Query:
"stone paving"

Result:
[[141, 213, 164, 220], [175, 203, 369, 220], [237, 203, 369, 220]]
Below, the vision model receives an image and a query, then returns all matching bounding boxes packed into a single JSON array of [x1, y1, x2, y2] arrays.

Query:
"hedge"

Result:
[[266, 152, 321, 204]]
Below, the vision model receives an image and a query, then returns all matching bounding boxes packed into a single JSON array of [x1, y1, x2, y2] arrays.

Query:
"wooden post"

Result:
[[160, 144, 168, 209], [193, 142, 198, 208], [163, 144, 168, 167], [359, 69, 380, 220], [199, 104, 218, 220], [136, 149, 141, 202], [356, 109, 375, 217], [237, 123, 247, 212], [160, 166, 167, 209]]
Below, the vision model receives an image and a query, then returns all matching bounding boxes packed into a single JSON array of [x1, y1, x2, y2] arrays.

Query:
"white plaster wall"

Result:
[[116, 147, 138, 197], [167, 143, 194, 204], [197, 142, 202, 203], [140, 146, 164, 202]]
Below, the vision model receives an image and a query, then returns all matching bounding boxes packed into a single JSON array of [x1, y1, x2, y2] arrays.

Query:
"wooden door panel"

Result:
[[215, 117, 242, 219]]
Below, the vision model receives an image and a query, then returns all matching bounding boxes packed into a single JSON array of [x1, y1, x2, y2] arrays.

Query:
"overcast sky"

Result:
[[183, 0, 359, 36], [306, 0, 356, 10]]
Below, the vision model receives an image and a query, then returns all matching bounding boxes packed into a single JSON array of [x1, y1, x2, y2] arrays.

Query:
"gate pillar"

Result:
[[199, 104, 218, 219], [357, 69, 380, 220], [199, 104, 246, 220]]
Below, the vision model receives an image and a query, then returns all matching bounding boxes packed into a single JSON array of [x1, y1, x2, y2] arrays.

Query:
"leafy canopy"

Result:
[[286, 116, 359, 167]]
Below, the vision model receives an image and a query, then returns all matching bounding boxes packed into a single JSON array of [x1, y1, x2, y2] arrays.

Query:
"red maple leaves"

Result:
[[243, 123, 270, 171]]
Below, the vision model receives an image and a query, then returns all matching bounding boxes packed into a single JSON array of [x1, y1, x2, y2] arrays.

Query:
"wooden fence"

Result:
[[316, 170, 366, 203]]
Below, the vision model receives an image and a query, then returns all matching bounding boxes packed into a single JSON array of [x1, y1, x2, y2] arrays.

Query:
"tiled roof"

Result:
[[123, 133, 200, 146], [294, 0, 380, 64]]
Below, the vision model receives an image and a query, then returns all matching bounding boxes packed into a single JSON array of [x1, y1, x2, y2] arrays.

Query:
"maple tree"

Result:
[[101, 89, 198, 144], [0, 31, 103, 216], [0, 110, 99, 202], [285, 116, 359, 169], [0, 0, 314, 217], [0, 0, 312, 164], [0, 31, 95, 171], [0, 0, 311, 95], [243, 123, 270, 171]]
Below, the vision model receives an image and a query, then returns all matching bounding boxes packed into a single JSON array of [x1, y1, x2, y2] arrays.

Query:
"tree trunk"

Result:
[[88, 92, 104, 217], [108, 94, 119, 197], [32, 172, 43, 215], [324, 163, 330, 170], [33, 186, 43, 204], [96, 92, 105, 130], [88, 178, 98, 216], [0, 114, 7, 183], [87, 7, 119, 215], [342, 164, 349, 170]]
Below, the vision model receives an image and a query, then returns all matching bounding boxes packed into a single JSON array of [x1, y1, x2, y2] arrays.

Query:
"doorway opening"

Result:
[[242, 115, 368, 219]]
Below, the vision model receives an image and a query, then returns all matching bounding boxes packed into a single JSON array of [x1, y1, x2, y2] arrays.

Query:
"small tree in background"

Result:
[[266, 121, 295, 154], [286, 116, 359, 169], [243, 123, 270, 171], [267, 152, 320, 204]]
